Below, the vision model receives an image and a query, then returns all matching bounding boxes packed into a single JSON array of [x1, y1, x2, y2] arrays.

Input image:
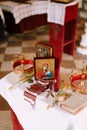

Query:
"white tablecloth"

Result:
[[47, 0, 78, 25], [0, 0, 78, 25], [0, 0, 48, 24], [0, 69, 87, 130], [0, 6, 5, 23]]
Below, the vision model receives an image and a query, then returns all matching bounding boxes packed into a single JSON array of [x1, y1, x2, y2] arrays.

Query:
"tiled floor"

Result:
[[0, 26, 49, 78]]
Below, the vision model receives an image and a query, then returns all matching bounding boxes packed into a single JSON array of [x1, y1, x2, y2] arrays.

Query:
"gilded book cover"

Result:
[[51, 0, 73, 3]]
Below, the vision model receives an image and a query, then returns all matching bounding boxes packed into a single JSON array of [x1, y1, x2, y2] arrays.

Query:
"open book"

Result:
[[60, 93, 87, 115]]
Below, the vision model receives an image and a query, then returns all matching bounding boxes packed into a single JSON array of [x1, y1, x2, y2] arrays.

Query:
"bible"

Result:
[[60, 93, 87, 115]]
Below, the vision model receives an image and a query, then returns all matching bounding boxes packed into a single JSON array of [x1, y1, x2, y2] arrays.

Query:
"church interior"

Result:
[[0, 0, 87, 130]]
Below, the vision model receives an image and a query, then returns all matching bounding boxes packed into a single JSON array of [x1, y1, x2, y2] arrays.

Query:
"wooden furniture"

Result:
[[3, 11, 47, 33], [49, 3, 78, 62], [0, 1, 48, 33]]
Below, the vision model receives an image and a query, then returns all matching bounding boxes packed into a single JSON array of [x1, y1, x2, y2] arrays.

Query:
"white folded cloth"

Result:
[[23, 81, 49, 106], [47, 0, 78, 25]]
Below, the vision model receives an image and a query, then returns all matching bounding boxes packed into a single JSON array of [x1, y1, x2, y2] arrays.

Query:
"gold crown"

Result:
[[12, 53, 34, 74], [70, 61, 87, 94]]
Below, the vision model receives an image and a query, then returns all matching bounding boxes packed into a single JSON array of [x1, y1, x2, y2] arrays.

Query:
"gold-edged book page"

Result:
[[51, 0, 73, 3], [60, 93, 87, 115]]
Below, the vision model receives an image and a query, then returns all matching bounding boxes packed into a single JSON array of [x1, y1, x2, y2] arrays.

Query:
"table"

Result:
[[49, 1, 78, 62], [0, 69, 87, 130], [0, 0, 48, 33], [0, 0, 78, 33]]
